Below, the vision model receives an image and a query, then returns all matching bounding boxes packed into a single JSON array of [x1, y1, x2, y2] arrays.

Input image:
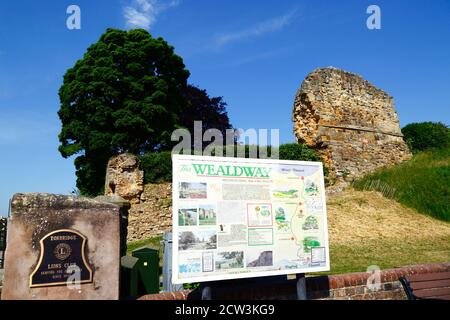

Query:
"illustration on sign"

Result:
[[29, 229, 93, 288], [172, 155, 330, 284]]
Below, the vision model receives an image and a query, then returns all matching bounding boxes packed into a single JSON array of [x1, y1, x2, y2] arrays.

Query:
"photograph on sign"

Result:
[[172, 155, 330, 284]]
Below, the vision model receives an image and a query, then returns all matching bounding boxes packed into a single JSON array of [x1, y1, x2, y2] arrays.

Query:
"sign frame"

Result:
[[172, 154, 330, 284]]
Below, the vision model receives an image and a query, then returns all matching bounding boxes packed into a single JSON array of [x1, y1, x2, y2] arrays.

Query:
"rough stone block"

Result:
[[293, 67, 412, 189], [1, 193, 123, 300], [105, 153, 144, 204]]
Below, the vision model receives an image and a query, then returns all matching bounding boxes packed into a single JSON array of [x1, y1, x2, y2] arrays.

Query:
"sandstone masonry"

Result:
[[105, 153, 144, 204], [127, 183, 172, 242], [293, 67, 411, 188], [104, 153, 172, 242]]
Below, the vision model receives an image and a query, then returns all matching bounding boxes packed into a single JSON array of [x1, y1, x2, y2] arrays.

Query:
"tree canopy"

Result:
[[402, 122, 450, 153], [58, 28, 190, 195], [180, 84, 233, 148], [58, 28, 236, 196]]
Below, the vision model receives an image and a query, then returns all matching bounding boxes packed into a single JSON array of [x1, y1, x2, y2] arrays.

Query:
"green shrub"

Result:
[[139, 151, 173, 184], [402, 122, 450, 153], [279, 143, 321, 162], [140, 143, 325, 183]]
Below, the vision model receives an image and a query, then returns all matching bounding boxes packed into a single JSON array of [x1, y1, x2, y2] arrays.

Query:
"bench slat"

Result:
[[410, 279, 450, 290], [428, 294, 450, 300], [406, 272, 450, 282], [414, 287, 450, 298]]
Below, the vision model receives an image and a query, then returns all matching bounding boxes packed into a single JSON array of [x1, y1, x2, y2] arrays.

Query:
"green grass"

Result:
[[353, 148, 450, 221], [130, 213, 450, 278], [326, 236, 450, 275], [129, 233, 450, 278], [126, 236, 163, 255]]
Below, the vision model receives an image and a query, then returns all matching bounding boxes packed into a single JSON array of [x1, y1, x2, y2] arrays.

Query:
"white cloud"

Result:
[[123, 0, 180, 30], [214, 9, 298, 48]]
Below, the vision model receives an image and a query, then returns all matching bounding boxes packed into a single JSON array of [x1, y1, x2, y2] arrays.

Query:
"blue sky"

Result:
[[0, 0, 449, 216]]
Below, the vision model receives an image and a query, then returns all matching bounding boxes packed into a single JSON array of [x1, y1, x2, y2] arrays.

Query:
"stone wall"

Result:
[[293, 67, 411, 189], [127, 183, 172, 242], [103, 154, 173, 242]]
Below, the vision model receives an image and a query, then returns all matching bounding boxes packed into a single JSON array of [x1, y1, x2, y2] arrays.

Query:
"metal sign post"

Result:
[[162, 232, 183, 292], [296, 273, 307, 300], [198, 273, 307, 300]]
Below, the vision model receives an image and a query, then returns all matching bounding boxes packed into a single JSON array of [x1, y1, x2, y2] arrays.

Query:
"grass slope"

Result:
[[353, 148, 450, 221], [326, 189, 450, 274], [127, 236, 162, 254]]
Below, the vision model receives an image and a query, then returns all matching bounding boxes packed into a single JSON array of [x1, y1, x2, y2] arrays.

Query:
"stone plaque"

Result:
[[30, 229, 93, 288], [2, 193, 123, 300]]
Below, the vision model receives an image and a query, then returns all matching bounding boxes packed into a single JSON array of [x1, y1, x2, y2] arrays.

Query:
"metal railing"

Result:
[[0, 217, 7, 269]]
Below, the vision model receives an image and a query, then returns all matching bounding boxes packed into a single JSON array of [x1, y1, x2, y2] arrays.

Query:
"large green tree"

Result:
[[58, 28, 190, 196], [180, 84, 234, 148]]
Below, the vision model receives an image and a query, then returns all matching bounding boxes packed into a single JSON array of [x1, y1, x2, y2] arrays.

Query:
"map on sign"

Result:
[[172, 155, 330, 284]]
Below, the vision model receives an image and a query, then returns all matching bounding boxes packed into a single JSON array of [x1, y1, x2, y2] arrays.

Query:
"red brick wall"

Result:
[[138, 262, 450, 300]]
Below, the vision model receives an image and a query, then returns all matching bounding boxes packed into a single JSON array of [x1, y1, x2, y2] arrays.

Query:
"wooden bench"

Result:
[[400, 272, 450, 300]]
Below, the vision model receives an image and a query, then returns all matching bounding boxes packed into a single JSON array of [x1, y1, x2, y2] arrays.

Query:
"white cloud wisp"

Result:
[[124, 0, 180, 30], [214, 9, 298, 48]]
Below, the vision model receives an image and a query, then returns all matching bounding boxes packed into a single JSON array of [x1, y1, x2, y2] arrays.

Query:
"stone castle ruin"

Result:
[[293, 67, 411, 187], [103, 67, 413, 241], [104, 153, 171, 241]]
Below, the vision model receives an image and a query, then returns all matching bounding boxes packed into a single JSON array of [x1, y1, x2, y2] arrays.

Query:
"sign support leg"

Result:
[[200, 284, 212, 300], [296, 273, 307, 300]]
